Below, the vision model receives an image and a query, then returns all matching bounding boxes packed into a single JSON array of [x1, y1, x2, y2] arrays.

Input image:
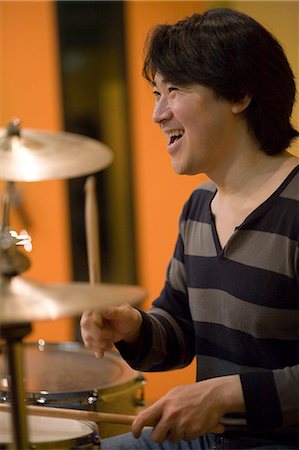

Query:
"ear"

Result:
[[232, 95, 252, 114]]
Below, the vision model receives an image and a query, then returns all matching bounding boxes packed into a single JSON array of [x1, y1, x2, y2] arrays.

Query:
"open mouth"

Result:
[[168, 129, 184, 145]]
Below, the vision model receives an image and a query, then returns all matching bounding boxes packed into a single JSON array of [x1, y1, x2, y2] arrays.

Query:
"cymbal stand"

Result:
[[1, 324, 32, 450], [0, 182, 32, 450]]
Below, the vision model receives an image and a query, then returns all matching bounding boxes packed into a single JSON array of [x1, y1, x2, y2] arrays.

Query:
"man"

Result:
[[81, 8, 299, 449]]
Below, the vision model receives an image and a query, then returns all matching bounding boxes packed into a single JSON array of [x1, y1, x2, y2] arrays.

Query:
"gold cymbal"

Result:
[[0, 128, 113, 181], [0, 277, 147, 324]]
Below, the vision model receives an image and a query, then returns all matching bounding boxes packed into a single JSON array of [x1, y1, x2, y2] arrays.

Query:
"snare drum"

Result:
[[0, 342, 146, 438], [0, 411, 100, 449]]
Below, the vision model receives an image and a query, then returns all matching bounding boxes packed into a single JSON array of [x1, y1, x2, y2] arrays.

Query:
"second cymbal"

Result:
[[0, 276, 147, 324]]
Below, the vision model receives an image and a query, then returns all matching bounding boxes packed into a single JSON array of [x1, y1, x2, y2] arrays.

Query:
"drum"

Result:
[[0, 342, 146, 438], [0, 411, 100, 449]]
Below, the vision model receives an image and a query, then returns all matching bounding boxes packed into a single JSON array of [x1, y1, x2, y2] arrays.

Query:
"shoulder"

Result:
[[279, 165, 299, 202], [181, 179, 216, 221], [190, 179, 216, 202]]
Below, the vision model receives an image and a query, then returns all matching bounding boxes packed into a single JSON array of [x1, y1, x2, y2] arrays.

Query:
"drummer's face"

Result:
[[151, 73, 242, 176]]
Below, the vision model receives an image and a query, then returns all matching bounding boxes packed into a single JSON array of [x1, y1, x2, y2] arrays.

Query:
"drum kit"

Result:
[[0, 118, 147, 449]]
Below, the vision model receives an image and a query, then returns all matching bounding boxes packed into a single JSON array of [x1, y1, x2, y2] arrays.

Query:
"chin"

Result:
[[172, 165, 186, 175], [171, 158, 185, 174], [172, 162, 200, 176]]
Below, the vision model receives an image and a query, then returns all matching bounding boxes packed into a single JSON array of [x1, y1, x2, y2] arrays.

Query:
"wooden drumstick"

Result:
[[0, 403, 137, 425], [84, 176, 104, 356], [84, 176, 101, 285], [0, 403, 225, 434]]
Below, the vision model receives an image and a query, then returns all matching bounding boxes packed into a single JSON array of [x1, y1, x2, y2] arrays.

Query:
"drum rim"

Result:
[[0, 341, 145, 400]]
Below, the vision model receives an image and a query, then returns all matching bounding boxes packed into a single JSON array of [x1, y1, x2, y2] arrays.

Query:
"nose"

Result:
[[152, 96, 172, 124]]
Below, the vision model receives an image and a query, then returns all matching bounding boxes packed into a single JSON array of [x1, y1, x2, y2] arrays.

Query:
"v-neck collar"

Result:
[[209, 164, 299, 255]]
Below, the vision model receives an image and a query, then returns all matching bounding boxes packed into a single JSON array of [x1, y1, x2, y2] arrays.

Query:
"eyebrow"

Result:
[[151, 76, 167, 87]]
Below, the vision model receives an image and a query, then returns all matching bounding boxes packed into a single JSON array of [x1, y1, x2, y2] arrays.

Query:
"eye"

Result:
[[168, 86, 178, 94], [152, 90, 161, 99]]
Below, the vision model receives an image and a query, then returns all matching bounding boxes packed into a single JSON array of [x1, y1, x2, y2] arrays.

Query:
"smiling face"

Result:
[[152, 74, 245, 176]]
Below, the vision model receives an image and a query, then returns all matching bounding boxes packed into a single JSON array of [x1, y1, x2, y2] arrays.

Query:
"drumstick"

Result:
[[84, 176, 101, 285], [84, 176, 104, 357], [0, 403, 225, 434]]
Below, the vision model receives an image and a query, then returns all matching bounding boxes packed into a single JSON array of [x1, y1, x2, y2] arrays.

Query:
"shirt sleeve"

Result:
[[240, 364, 299, 431], [115, 278, 195, 372], [116, 215, 195, 372]]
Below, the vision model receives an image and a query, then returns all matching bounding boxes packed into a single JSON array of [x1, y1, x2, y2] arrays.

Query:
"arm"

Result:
[[117, 226, 195, 371], [116, 299, 195, 372], [240, 364, 299, 431]]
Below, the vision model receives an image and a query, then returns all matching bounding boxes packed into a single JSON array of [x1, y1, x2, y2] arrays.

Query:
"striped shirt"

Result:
[[117, 165, 299, 434]]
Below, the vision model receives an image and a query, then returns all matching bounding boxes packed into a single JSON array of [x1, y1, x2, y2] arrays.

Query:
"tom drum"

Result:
[[0, 341, 146, 438]]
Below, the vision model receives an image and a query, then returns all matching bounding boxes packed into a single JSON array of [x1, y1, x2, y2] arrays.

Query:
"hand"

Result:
[[132, 375, 244, 443], [80, 304, 142, 358]]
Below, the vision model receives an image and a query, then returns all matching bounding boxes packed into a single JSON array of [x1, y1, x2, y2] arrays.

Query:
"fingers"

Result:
[[93, 306, 118, 324], [150, 418, 172, 443], [163, 426, 185, 444], [132, 403, 181, 443], [94, 349, 104, 359], [100, 304, 132, 322], [81, 305, 141, 358], [80, 310, 114, 356], [93, 337, 114, 358], [92, 310, 103, 327], [132, 402, 162, 439]]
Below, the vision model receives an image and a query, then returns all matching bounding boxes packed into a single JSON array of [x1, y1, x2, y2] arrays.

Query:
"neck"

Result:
[[208, 148, 297, 199]]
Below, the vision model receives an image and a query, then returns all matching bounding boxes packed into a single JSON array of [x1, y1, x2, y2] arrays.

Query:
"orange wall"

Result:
[[0, 1, 73, 342], [124, 1, 209, 403]]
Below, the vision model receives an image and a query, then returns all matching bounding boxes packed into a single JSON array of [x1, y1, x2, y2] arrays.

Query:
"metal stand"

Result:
[[1, 324, 31, 450], [1, 176, 33, 448], [1, 323, 32, 450]]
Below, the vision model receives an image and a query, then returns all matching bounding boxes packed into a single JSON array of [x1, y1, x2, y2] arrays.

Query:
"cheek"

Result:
[[186, 116, 210, 141]]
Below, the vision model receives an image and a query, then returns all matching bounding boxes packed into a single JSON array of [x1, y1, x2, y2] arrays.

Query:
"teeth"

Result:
[[168, 129, 184, 138], [168, 129, 184, 145]]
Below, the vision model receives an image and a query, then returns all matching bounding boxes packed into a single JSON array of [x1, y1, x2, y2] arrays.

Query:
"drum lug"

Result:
[[87, 390, 98, 406], [92, 434, 101, 447], [35, 390, 49, 405], [134, 382, 146, 407]]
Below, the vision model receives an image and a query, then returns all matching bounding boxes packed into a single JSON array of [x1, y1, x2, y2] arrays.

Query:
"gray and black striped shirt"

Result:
[[118, 165, 299, 435]]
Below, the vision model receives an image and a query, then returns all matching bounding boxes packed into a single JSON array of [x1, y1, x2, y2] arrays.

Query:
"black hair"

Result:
[[143, 8, 299, 155]]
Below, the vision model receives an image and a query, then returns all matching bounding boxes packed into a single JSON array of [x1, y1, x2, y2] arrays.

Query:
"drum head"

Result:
[[0, 342, 139, 396], [0, 411, 98, 444]]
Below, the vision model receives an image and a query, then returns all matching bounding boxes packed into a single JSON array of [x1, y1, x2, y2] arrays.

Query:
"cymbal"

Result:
[[0, 128, 113, 181], [0, 277, 147, 324]]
